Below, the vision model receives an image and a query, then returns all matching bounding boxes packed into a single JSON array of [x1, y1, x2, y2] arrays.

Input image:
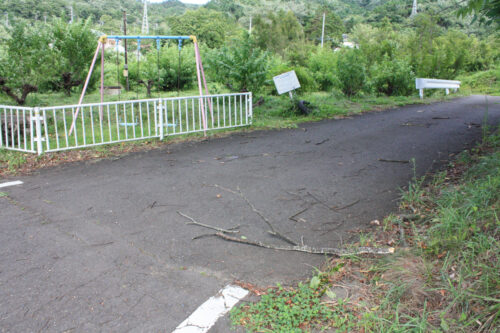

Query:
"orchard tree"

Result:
[[207, 32, 268, 94], [0, 23, 56, 105], [50, 18, 97, 96]]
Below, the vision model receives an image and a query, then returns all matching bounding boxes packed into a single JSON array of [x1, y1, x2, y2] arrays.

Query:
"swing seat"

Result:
[[119, 117, 138, 127], [119, 122, 139, 127], [158, 121, 178, 128]]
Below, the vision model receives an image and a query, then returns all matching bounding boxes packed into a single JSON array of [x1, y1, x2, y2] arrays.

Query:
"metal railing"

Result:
[[0, 105, 36, 153], [0, 92, 252, 155]]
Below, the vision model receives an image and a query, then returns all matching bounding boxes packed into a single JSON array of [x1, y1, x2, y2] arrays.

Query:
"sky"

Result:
[[149, 0, 211, 4]]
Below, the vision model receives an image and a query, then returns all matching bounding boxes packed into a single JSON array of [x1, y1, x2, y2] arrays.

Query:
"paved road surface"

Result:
[[1, 95, 499, 332]]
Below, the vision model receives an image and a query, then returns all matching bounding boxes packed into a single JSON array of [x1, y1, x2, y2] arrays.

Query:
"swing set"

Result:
[[69, 34, 213, 135]]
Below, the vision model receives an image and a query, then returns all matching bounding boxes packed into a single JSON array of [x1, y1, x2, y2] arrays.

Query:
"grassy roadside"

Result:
[[0, 91, 455, 177], [230, 127, 500, 332]]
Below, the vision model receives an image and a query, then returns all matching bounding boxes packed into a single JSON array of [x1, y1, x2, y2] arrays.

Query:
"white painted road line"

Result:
[[173, 285, 249, 333], [0, 180, 23, 189]]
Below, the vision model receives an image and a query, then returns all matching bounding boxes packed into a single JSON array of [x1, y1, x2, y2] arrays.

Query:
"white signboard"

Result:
[[273, 70, 301, 95]]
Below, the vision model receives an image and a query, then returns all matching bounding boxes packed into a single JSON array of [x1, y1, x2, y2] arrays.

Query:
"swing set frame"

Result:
[[70, 34, 212, 136]]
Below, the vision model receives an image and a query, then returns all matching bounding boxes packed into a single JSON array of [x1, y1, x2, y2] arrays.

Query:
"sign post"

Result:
[[273, 70, 301, 100]]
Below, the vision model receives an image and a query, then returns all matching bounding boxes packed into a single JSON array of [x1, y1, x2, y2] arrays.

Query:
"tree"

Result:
[[206, 32, 268, 94], [336, 49, 367, 97], [169, 8, 236, 48], [253, 10, 304, 56], [50, 18, 97, 96], [305, 9, 344, 46], [0, 23, 55, 105], [458, 0, 500, 28]]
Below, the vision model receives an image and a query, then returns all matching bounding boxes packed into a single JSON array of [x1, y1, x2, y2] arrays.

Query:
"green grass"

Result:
[[252, 92, 450, 129], [457, 66, 500, 96], [230, 126, 500, 332]]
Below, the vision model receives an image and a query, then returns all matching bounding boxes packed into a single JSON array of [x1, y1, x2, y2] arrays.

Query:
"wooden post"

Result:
[[69, 41, 102, 136], [191, 36, 207, 135]]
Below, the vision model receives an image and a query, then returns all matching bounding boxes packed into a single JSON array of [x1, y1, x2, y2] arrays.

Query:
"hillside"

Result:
[[0, 0, 491, 36]]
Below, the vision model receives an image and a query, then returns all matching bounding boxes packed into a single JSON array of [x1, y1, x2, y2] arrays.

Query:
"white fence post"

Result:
[[249, 92, 253, 124], [34, 107, 43, 155], [158, 98, 164, 140]]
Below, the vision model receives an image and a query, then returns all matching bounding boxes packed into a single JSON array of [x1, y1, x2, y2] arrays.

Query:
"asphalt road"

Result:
[[1, 95, 499, 332]]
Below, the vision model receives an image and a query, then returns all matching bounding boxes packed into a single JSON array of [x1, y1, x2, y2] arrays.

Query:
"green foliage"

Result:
[[307, 47, 339, 91], [0, 23, 55, 104], [121, 43, 197, 94], [230, 283, 334, 332], [336, 49, 367, 97], [49, 18, 98, 95], [304, 8, 344, 45], [253, 10, 305, 56], [169, 8, 237, 48], [206, 32, 268, 93], [458, 66, 500, 94], [370, 56, 415, 96], [458, 0, 500, 28]]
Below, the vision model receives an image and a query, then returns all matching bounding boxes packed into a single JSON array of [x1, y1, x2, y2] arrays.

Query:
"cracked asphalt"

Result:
[[1, 95, 499, 332]]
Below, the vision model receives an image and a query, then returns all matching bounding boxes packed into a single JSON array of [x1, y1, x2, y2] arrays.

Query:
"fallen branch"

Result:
[[289, 207, 309, 222], [215, 233, 394, 256], [378, 158, 410, 164], [332, 199, 360, 211], [178, 211, 240, 234], [213, 184, 298, 245]]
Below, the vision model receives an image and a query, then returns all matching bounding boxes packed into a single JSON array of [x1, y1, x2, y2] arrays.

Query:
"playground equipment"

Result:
[[1, 35, 252, 155], [69, 34, 212, 136]]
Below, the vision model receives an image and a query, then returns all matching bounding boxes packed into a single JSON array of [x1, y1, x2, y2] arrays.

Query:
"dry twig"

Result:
[[177, 211, 240, 234], [215, 233, 394, 256]]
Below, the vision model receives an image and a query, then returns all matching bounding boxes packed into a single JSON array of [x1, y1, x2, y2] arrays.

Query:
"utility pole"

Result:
[[410, 0, 418, 18], [249, 17, 252, 34], [142, 0, 149, 35], [321, 12, 326, 48], [4, 13, 9, 27], [123, 11, 130, 91], [69, 5, 74, 23]]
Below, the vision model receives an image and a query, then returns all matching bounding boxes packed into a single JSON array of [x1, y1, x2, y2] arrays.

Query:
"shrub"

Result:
[[370, 56, 414, 96], [336, 49, 366, 97], [206, 32, 268, 94], [120, 43, 196, 93], [307, 47, 338, 91]]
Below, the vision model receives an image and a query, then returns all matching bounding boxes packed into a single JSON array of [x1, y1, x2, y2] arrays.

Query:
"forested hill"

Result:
[[0, 0, 193, 34], [0, 0, 490, 36]]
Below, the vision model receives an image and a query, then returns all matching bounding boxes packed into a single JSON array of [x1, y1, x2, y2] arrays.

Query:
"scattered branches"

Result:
[[179, 185, 395, 257], [213, 184, 298, 245]]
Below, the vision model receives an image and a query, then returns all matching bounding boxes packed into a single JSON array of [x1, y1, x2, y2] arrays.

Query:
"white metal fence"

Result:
[[0, 93, 252, 155]]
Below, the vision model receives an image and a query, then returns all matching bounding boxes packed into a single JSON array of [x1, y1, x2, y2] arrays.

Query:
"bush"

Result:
[[307, 47, 338, 91], [336, 49, 366, 97], [370, 56, 414, 96], [120, 43, 196, 93], [206, 32, 268, 94]]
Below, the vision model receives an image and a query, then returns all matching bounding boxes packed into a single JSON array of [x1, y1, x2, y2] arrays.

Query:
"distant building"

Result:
[[334, 34, 358, 51]]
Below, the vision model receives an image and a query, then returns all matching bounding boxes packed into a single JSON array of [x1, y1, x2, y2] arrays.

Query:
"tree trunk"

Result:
[[0, 77, 38, 106]]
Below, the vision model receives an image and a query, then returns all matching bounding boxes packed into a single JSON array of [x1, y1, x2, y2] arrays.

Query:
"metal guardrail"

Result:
[[416, 78, 461, 99], [0, 92, 252, 155]]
